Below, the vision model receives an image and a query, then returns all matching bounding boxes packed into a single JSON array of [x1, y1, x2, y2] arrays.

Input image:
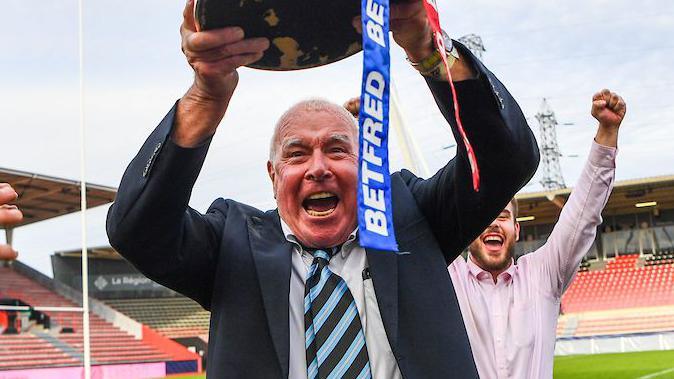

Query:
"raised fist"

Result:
[[591, 89, 626, 130], [343, 97, 360, 118]]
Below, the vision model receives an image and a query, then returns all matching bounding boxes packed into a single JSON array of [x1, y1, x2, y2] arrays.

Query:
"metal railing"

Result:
[[602, 225, 674, 257]]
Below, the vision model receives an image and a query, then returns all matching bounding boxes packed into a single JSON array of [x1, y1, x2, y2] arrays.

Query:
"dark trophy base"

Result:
[[195, 0, 363, 71]]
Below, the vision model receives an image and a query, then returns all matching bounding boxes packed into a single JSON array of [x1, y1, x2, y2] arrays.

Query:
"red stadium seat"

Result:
[[562, 253, 674, 313]]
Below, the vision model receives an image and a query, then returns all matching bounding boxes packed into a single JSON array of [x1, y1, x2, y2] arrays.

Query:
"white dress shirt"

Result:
[[448, 141, 616, 378], [281, 221, 403, 379]]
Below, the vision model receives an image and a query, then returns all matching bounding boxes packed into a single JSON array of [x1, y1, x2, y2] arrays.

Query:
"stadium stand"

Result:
[[557, 306, 674, 338], [0, 264, 199, 372], [0, 334, 80, 370], [562, 253, 674, 313], [574, 313, 674, 337], [48, 248, 210, 365], [105, 297, 210, 340], [645, 249, 674, 266]]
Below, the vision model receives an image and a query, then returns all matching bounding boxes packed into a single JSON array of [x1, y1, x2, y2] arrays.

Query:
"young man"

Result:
[[448, 89, 626, 379]]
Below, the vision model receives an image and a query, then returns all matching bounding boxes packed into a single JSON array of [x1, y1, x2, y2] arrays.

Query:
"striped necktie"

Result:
[[304, 249, 371, 379]]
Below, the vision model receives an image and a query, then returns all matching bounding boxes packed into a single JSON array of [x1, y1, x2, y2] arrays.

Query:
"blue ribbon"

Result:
[[357, 0, 398, 252]]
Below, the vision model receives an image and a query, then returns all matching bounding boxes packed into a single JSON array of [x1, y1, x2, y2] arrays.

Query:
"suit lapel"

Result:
[[248, 211, 292, 378], [365, 247, 399, 353]]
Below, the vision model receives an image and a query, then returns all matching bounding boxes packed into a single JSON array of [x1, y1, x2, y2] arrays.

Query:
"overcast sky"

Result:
[[2, 0, 673, 276]]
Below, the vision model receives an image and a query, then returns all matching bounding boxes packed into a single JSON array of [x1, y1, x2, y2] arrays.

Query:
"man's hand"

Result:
[[591, 89, 626, 148], [352, 0, 433, 60], [343, 97, 360, 118], [388, 0, 474, 81], [181, 0, 269, 101], [174, 0, 270, 147], [389, 1, 433, 62], [0, 184, 22, 260]]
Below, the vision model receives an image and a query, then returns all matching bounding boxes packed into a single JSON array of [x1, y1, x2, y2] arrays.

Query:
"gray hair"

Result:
[[269, 98, 358, 163]]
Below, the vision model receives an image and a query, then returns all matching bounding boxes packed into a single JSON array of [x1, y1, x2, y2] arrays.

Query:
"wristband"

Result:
[[407, 30, 459, 78]]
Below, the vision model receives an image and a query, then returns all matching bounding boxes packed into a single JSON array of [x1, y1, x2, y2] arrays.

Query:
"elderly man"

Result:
[[107, 0, 538, 377], [449, 90, 626, 378], [0, 183, 22, 260]]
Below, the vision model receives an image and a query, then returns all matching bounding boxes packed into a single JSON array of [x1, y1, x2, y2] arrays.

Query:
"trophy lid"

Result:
[[194, 0, 363, 71]]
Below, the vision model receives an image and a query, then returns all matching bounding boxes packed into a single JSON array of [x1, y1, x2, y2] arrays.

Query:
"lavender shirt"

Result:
[[449, 141, 616, 378]]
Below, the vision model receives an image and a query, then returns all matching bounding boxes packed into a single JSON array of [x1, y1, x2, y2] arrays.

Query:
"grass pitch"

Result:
[[554, 349, 674, 378]]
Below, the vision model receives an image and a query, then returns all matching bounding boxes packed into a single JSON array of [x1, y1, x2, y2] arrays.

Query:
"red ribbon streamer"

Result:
[[421, 0, 481, 192]]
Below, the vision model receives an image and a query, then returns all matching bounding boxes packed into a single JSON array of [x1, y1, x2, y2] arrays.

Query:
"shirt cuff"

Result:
[[589, 140, 617, 168]]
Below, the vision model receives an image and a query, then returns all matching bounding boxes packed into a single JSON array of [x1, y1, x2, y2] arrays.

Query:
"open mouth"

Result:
[[482, 234, 504, 250], [302, 191, 339, 217]]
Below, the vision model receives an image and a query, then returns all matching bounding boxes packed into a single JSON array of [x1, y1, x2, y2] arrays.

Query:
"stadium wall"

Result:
[[142, 325, 202, 372], [51, 255, 177, 299], [556, 331, 674, 356]]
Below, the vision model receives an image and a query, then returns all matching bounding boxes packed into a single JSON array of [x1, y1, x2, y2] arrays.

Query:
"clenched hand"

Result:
[[0, 183, 22, 260]]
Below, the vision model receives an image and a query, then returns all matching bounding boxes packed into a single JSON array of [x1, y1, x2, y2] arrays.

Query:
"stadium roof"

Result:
[[4, 164, 671, 237], [516, 174, 674, 225], [55, 246, 122, 260], [0, 167, 116, 228]]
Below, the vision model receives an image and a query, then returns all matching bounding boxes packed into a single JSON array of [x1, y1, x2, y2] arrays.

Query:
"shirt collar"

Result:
[[466, 254, 490, 280], [500, 260, 517, 282], [279, 217, 358, 258], [467, 253, 516, 283]]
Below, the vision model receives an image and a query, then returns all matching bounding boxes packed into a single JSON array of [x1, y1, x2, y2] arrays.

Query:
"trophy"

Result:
[[194, 0, 363, 70]]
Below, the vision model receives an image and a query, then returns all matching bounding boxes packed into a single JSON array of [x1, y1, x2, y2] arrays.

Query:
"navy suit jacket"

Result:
[[107, 44, 539, 378]]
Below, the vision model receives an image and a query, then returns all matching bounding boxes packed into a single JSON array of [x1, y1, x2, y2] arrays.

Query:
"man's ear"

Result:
[[515, 221, 521, 242], [267, 161, 277, 198]]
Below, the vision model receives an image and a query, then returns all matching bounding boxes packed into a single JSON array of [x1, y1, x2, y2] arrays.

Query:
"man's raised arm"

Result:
[[530, 89, 626, 296], [106, 0, 269, 307], [389, 2, 539, 261], [173, 0, 269, 147]]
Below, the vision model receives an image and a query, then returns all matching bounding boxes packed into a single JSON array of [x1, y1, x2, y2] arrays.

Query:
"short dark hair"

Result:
[[509, 198, 519, 219]]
